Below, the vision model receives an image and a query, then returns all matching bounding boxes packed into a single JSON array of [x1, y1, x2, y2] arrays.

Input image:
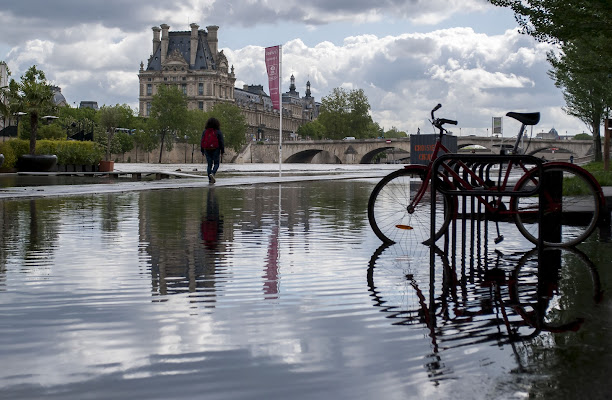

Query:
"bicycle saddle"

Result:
[[506, 112, 540, 126]]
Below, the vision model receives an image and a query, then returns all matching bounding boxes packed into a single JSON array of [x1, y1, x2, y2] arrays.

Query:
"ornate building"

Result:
[[138, 24, 319, 141], [138, 23, 235, 117]]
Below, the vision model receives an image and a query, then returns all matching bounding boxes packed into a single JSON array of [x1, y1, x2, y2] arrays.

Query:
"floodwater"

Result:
[[0, 165, 611, 399]]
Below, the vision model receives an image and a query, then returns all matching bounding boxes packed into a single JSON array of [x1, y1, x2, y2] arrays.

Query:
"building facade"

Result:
[[138, 24, 319, 141], [138, 23, 236, 117], [1, 61, 8, 131]]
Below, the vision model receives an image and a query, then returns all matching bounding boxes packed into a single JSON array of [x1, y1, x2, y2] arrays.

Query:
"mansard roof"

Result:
[[146, 30, 216, 71]]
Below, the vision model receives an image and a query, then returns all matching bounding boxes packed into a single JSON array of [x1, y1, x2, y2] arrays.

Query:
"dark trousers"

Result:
[[204, 149, 221, 176]]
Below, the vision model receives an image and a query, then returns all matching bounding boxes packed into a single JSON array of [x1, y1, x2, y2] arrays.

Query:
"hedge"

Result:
[[0, 139, 104, 168]]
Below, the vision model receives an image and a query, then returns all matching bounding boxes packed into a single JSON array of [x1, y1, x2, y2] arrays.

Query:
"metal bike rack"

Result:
[[430, 154, 545, 247]]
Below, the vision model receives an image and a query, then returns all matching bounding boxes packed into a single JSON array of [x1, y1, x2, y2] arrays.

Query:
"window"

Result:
[[146, 84, 152, 95], [182, 84, 187, 95], [198, 83, 204, 95], [198, 101, 204, 111], [146, 102, 151, 116]]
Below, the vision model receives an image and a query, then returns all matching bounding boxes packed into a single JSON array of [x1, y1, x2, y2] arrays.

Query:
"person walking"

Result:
[[201, 117, 225, 183]]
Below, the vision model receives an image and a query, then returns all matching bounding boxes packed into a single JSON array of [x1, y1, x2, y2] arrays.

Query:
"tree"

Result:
[[115, 130, 134, 161], [547, 41, 611, 161], [133, 123, 158, 163], [207, 102, 247, 153], [184, 109, 208, 162], [573, 133, 592, 140], [5, 65, 55, 155], [297, 119, 326, 140], [149, 85, 189, 163], [488, 1, 612, 50], [384, 126, 408, 139], [98, 105, 126, 161], [488, 1, 612, 161], [318, 87, 373, 139]]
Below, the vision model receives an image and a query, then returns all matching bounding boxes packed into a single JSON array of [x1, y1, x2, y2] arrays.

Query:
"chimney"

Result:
[[190, 23, 199, 66], [152, 26, 161, 56], [160, 24, 170, 64], [206, 25, 219, 57]]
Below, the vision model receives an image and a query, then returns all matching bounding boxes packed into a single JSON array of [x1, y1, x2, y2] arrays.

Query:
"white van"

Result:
[[342, 136, 356, 140]]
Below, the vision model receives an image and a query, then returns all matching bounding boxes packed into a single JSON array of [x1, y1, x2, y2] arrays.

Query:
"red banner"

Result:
[[265, 45, 280, 110]]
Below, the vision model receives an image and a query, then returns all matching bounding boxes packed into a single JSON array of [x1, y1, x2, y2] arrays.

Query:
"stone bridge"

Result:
[[236, 136, 594, 164]]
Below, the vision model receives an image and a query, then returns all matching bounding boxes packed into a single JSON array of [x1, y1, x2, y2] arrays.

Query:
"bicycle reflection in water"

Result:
[[367, 232, 603, 385]]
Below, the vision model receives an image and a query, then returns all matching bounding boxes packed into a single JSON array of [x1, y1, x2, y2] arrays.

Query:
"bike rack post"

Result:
[[431, 154, 544, 249]]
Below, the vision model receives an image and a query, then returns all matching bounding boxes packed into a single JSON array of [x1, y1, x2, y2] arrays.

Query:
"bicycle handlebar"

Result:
[[430, 104, 458, 133], [431, 103, 442, 119], [438, 118, 458, 126]]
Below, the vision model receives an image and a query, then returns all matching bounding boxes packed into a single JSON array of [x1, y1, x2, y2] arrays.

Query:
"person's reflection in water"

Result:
[[201, 188, 223, 250]]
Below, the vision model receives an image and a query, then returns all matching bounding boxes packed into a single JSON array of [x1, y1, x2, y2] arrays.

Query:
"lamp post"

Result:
[[184, 134, 188, 163], [14, 111, 27, 132]]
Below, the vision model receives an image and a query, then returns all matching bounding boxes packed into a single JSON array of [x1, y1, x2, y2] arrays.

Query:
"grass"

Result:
[[561, 161, 611, 196], [580, 161, 612, 187]]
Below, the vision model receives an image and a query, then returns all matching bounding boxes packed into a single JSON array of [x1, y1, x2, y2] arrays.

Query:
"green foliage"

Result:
[[0, 138, 103, 167], [547, 41, 610, 161], [297, 119, 326, 140], [573, 133, 592, 140], [0, 141, 17, 169], [318, 87, 373, 139], [4, 65, 56, 155], [38, 123, 66, 140], [98, 104, 135, 161], [149, 85, 189, 162], [489, 1, 612, 161], [115, 131, 134, 155], [133, 125, 159, 154], [384, 126, 408, 139], [207, 102, 247, 152], [487, 1, 612, 45], [580, 161, 612, 187], [185, 109, 208, 146]]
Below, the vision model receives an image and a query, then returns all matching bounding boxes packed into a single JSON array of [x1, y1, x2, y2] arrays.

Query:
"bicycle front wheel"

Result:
[[512, 164, 601, 247], [368, 166, 453, 245]]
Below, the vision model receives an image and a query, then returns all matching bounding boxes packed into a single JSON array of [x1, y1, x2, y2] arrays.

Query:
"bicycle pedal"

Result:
[[494, 235, 504, 244]]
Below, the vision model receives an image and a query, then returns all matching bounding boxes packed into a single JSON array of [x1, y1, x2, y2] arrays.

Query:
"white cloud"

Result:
[[0, 1, 589, 136]]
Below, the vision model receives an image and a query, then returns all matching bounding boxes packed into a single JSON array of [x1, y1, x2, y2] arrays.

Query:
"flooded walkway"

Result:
[[0, 165, 611, 399]]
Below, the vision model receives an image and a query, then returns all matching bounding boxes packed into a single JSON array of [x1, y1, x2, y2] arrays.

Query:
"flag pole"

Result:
[[278, 46, 283, 176]]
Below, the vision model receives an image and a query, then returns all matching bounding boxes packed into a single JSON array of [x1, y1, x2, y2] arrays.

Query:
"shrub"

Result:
[[0, 141, 17, 169], [0, 139, 104, 167]]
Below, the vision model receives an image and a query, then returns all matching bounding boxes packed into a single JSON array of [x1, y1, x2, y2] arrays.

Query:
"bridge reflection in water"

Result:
[[367, 216, 604, 389]]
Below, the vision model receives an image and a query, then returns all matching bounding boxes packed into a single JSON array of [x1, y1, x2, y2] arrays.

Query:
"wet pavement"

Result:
[[0, 164, 611, 399]]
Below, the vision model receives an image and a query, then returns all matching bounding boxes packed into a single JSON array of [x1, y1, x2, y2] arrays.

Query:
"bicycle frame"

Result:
[[407, 108, 605, 222]]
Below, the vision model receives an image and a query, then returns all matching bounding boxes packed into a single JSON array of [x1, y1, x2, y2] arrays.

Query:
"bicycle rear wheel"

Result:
[[512, 164, 601, 246], [509, 247, 602, 334], [368, 166, 453, 245]]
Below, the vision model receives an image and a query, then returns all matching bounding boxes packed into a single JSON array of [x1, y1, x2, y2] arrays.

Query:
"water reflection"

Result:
[[0, 178, 609, 399], [368, 221, 605, 392]]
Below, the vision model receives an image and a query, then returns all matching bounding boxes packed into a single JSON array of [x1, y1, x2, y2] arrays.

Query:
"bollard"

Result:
[[540, 170, 563, 244]]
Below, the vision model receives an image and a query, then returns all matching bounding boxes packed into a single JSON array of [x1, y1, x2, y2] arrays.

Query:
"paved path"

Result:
[[0, 171, 386, 200]]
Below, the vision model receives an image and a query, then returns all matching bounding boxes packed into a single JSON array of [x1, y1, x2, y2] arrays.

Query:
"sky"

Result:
[[0, 0, 590, 137]]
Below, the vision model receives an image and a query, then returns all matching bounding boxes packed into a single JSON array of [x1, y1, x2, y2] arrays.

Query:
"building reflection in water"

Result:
[[146, 188, 225, 304], [367, 218, 604, 386]]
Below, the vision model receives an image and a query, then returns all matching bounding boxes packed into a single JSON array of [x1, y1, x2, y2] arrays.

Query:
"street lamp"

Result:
[[42, 115, 59, 124], [11, 111, 27, 139]]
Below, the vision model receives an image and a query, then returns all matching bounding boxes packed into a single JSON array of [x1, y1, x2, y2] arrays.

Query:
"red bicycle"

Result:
[[368, 104, 605, 247]]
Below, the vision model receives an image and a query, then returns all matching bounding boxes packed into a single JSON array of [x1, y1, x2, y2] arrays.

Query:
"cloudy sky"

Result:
[[0, 0, 588, 137]]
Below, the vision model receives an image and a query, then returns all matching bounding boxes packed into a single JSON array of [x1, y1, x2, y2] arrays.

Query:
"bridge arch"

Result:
[[457, 143, 494, 153], [360, 146, 410, 164], [285, 149, 342, 163]]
